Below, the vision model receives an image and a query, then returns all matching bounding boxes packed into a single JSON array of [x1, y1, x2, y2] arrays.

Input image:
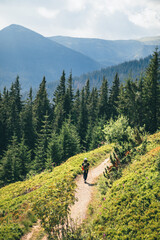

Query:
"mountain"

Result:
[[0, 24, 101, 91], [139, 36, 160, 45], [49, 36, 158, 66], [47, 55, 151, 94]]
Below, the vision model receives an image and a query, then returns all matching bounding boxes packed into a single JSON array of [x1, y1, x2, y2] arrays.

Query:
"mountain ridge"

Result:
[[0, 24, 101, 91]]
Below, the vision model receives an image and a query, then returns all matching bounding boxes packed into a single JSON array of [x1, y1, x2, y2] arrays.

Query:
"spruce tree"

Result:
[[59, 120, 81, 161], [72, 89, 80, 125], [78, 88, 88, 147], [142, 49, 160, 133], [98, 76, 109, 120], [53, 71, 66, 131], [46, 131, 62, 169], [0, 135, 22, 185], [8, 76, 22, 141], [109, 73, 120, 119], [33, 77, 50, 134], [33, 114, 51, 173], [21, 88, 35, 152], [65, 72, 74, 117]]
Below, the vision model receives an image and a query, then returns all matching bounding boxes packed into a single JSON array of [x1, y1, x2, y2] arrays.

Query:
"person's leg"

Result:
[[84, 171, 87, 183]]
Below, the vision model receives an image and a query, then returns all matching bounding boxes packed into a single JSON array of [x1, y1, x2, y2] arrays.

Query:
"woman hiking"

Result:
[[82, 158, 90, 183]]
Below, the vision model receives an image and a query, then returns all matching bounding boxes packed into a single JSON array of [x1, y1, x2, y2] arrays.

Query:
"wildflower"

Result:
[[146, 177, 148, 179], [104, 197, 106, 200]]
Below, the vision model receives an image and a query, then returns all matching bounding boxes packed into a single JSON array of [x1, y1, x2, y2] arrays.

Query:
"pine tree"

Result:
[[0, 88, 10, 154], [0, 135, 22, 185], [59, 120, 81, 161], [72, 89, 80, 125], [18, 136, 31, 178], [78, 88, 88, 147], [8, 76, 22, 141], [109, 73, 120, 119], [65, 72, 74, 117], [53, 71, 66, 131], [142, 49, 160, 133], [46, 131, 62, 169], [85, 87, 99, 150], [33, 114, 51, 173], [117, 79, 139, 126], [33, 77, 50, 134], [98, 76, 109, 120], [21, 88, 35, 152]]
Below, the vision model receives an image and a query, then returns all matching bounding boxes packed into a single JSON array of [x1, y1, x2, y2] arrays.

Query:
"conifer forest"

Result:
[[0, 49, 160, 187]]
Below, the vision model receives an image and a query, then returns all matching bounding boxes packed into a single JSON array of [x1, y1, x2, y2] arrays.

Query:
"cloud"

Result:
[[0, 0, 160, 39], [38, 7, 59, 19]]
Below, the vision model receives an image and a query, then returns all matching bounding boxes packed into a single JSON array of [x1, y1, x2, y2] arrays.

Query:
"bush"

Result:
[[103, 115, 134, 144], [0, 224, 23, 240]]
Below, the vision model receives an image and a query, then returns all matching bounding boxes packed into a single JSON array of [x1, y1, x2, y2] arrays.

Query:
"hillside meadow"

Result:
[[0, 144, 112, 240], [82, 131, 160, 240]]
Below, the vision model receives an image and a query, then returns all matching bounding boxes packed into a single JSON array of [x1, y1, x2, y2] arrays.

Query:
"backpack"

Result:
[[82, 162, 89, 171]]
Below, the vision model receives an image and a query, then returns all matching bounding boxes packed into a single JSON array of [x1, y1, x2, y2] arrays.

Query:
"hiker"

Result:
[[82, 158, 90, 183]]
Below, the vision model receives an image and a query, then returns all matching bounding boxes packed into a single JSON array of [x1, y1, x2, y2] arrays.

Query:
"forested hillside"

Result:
[[0, 49, 160, 187], [72, 55, 151, 90], [0, 49, 159, 240]]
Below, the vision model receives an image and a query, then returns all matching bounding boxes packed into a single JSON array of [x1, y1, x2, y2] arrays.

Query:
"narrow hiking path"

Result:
[[70, 157, 110, 225], [21, 158, 110, 240]]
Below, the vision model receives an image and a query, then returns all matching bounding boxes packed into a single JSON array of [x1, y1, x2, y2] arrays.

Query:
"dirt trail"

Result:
[[70, 158, 110, 225], [21, 158, 110, 239]]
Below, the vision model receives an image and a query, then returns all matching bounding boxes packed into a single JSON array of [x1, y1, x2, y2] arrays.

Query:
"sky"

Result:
[[0, 0, 160, 40]]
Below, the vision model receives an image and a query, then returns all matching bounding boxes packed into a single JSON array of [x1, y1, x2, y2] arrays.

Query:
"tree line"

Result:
[[0, 49, 159, 187]]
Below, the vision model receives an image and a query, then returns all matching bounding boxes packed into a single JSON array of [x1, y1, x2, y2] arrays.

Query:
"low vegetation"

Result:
[[82, 131, 160, 240], [0, 144, 112, 240]]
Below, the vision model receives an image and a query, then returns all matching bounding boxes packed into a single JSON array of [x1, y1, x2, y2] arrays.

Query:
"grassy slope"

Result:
[[0, 144, 112, 240], [83, 132, 160, 240]]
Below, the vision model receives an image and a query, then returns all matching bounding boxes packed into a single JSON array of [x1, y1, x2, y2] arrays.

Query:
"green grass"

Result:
[[0, 144, 112, 240], [82, 132, 160, 240]]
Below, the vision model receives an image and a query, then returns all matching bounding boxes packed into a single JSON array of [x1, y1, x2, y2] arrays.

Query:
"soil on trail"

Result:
[[21, 158, 110, 239], [70, 158, 110, 225]]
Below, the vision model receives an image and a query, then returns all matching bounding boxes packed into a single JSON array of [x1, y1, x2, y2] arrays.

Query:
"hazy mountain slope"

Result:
[[0, 24, 101, 91], [49, 36, 156, 66], [139, 35, 160, 45], [46, 55, 151, 97], [72, 55, 151, 90]]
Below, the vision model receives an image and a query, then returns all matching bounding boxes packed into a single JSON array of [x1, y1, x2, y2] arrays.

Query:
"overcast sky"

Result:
[[0, 0, 160, 40]]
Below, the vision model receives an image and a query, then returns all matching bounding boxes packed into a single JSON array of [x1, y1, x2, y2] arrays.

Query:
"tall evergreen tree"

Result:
[[0, 135, 22, 185], [33, 114, 51, 173], [142, 49, 160, 133], [46, 131, 62, 169], [21, 88, 35, 152], [65, 72, 74, 117], [117, 79, 140, 126], [33, 77, 50, 134], [98, 76, 109, 120], [59, 120, 81, 161], [7, 76, 22, 141], [72, 89, 80, 125], [109, 73, 120, 119], [53, 71, 66, 131], [78, 88, 88, 147], [0, 88, 10, 154]]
